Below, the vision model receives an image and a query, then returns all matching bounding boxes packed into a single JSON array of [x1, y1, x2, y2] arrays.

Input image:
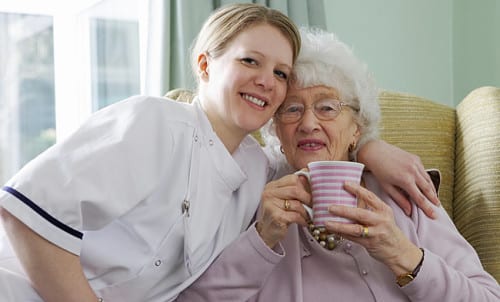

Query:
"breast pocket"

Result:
[[81, 218, 154, 284]]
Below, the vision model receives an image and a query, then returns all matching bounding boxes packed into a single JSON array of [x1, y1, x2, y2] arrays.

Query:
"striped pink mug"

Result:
[[296, 161, 364, 226]]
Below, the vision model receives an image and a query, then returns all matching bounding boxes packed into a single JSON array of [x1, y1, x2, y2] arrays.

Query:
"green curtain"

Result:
[[142, 0, 326, 96]]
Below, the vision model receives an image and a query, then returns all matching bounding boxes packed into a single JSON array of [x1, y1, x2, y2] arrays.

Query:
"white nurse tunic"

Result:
[[0, 95, 269, 301]]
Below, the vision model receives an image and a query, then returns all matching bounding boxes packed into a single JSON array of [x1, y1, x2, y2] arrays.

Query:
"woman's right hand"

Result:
[[255, 173, 312, 248]]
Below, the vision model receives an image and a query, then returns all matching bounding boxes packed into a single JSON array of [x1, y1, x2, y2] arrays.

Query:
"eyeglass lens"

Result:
[[277, 99, 344, 123]]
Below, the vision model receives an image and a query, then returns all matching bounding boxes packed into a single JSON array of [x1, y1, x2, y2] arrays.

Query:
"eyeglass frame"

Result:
[[274, 98, 359, 124]]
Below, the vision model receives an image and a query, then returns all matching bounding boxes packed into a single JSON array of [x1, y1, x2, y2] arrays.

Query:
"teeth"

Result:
[[302, 143, 321, 147], [243, 94, 265, 107]]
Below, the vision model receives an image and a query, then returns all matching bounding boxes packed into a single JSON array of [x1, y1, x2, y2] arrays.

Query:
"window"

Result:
[[0, 0, 140, 184], [0, 12, 56, 183], [90, 17, 140, 110]]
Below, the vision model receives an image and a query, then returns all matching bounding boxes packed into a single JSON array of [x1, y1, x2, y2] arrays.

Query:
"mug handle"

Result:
[[294, 170, 314, 221]]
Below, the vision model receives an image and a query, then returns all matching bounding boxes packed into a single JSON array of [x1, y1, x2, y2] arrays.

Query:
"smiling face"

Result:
[[275, 85, 361, 170], [197, 23, 293, 148]]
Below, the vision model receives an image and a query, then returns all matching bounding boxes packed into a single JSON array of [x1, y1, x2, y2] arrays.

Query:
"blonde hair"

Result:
[[190, 3, 301, 82]]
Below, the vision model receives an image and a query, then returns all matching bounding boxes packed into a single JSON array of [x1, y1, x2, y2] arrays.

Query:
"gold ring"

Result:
[[361, 226, 369, 238], [284, 199, 291, 211]]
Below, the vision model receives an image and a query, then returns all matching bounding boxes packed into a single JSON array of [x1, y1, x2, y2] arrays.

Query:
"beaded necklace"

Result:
[[308, 223, 344, 250]]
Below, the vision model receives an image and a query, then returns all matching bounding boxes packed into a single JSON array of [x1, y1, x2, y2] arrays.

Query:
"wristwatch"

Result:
[[396, 248, 424, 287]]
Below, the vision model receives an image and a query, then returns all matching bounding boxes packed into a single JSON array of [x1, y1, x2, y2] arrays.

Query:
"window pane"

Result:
[[0, 13, 56, 183], [90, 17, 139, 110]]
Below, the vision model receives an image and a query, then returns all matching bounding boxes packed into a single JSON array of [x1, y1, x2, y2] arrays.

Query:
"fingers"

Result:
[[343, 182, 385, 212], [324, 216, 371, 246], [278, 198, 310, 225], [399, 158, 440, 219], [327, 182, 391, 229], [266, 174, 312, 207], [397, 174, 438, 219], [382, 185, 412, 216], [325, 220, 369, 240], [256, 198, 305, 248], [256, 173, 314, 248], [416, 169, 441, 206], [410, 194, 438, 219], [327, 203, 377, 228]]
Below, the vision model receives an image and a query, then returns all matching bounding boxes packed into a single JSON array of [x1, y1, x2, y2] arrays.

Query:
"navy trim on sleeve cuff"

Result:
[[2, 186, 83, 239]]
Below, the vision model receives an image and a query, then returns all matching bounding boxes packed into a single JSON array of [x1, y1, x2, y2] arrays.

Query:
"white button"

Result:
[[155, 260, 162, 266], [98, 298, 103, 302], [209, 139, 214, 146], [194, 135, 198, 142], [362, 269, 368, 275]]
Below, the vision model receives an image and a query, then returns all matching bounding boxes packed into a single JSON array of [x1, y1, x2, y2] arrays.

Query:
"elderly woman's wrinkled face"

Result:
[[275, 85, 360, 170]]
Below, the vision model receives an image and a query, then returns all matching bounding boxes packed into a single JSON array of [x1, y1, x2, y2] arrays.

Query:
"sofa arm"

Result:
[[454, 86, 500, 281]]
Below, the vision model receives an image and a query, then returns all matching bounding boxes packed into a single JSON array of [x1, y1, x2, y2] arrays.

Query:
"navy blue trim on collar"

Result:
[[2, 186, 83, 239]]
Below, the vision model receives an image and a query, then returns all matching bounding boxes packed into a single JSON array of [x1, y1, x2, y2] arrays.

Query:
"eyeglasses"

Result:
[[275, 99, 359, 124]]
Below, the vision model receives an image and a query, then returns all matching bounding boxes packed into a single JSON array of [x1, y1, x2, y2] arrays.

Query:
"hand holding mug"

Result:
[[325, 181, 422, 276], [255, 173, 312, 248]]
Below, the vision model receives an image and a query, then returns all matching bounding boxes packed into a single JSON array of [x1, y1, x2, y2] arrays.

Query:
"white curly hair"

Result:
[[263, 27, 380, 164]]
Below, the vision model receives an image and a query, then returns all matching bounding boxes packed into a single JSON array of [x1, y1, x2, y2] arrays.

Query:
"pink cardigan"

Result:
[[176, 172, 500, 301]]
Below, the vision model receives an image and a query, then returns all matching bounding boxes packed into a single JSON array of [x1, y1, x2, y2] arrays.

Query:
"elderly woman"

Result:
[[176, 28, 500, 301]]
